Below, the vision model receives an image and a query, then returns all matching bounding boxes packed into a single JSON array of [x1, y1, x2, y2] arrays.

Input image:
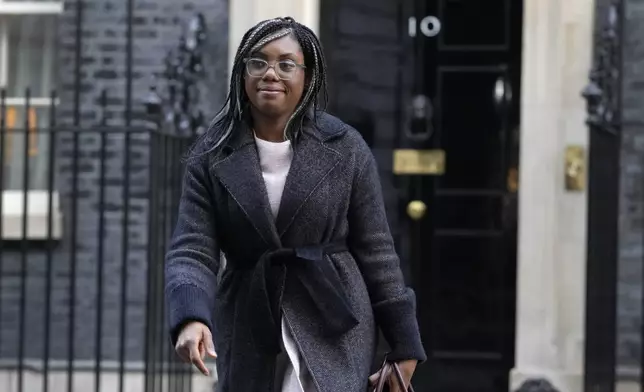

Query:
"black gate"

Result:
[[0, 6, 208, 392], [582, 0, 623, 391], [146, 121, 198, 392]]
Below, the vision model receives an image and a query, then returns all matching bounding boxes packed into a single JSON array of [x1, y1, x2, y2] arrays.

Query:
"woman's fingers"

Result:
[[174, 322, 216, 376], [368, 372, 379, 386], [188, 341, 210, 376], [368, 366, 392, 390], [202, 328, 218, 358]]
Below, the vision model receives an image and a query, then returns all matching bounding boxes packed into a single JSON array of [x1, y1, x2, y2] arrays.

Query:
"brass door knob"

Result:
[[407, 200, 427, 221]]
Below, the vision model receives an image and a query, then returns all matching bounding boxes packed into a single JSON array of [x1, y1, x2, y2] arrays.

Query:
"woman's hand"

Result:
[[175, 321, 217, 376], [368, 359, 417, 392]]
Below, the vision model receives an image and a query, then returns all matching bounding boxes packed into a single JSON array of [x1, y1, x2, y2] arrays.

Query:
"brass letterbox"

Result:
[[393, 149, 445, 175]]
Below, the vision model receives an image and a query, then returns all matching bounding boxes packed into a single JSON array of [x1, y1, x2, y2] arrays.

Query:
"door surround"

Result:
[[511, 1, 593, 392]]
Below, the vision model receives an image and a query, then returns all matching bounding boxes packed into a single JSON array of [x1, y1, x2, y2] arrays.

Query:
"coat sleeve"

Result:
[[165, 154, 220, 345], [348, 149, 427, 363]]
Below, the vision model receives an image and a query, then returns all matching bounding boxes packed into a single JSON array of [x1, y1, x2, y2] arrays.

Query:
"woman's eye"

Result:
[[279, 62, 296, 72], [249, 60, 266, 70]]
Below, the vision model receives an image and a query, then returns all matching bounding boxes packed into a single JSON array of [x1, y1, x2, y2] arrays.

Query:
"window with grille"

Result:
[[0, 1, 61, 191], [0, 1, 63, 241]]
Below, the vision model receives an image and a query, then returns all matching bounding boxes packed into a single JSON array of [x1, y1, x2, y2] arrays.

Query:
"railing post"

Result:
[[143, 84, 163, 392], [582, 1, 623, 391]]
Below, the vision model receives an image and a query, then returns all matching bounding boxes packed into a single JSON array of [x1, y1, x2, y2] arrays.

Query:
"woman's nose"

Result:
[[262, 66, 280, 81]]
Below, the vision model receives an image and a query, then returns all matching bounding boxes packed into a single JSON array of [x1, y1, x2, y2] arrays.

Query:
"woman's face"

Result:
[[244, 34, 306, 120]]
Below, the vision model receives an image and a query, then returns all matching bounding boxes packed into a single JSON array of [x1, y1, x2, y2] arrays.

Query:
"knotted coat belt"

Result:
[[243, 242, 359, 355]]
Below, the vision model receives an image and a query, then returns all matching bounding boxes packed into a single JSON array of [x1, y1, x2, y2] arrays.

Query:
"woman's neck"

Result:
[[251, 110, 289, 142], [254, 124, 285, 142]]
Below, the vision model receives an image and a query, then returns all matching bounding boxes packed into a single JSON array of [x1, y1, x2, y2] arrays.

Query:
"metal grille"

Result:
[[0, 6, 208, 392]]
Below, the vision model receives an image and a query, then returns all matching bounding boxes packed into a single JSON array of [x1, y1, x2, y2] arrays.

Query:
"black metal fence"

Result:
[[0, 88, 196, 392], [146, 108, 198, 392], [582, 0, 623, 391], [0, 0, 212, 387]]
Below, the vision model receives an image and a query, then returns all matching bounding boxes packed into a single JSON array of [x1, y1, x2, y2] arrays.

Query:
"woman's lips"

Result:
[[258, 88, 284, 97]]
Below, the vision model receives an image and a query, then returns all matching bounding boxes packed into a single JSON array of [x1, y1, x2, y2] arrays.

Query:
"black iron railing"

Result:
[[0, 7, 211, 392], [146, 124, 197, 392], [582, 0, 623, 391], [0, 87, 196, 392], [141, 13, 209, 392]]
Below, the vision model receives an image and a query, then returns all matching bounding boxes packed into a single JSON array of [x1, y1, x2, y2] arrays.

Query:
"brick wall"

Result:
[[617, 0, 644, 368], [0, 0, 228, 363]]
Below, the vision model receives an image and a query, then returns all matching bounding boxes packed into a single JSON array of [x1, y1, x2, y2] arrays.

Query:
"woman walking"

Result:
[[165, 16, 427, 392]]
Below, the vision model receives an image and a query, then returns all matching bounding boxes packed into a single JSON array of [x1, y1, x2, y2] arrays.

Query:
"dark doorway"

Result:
[[320, 1, 523, 391]]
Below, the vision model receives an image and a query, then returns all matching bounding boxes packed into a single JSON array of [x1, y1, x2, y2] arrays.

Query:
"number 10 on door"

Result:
[[408, 16, 442, 37]]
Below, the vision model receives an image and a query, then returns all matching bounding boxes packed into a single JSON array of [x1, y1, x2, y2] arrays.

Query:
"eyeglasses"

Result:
[[244, 58, 306, 80]]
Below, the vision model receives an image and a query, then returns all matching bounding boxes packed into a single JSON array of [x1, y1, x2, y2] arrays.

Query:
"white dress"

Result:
[[254, 134, 315, 392]]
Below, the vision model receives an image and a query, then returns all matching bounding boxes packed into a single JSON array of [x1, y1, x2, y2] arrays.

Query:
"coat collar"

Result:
[[218, 111, 347, 151], [211, 113, 347, 247]]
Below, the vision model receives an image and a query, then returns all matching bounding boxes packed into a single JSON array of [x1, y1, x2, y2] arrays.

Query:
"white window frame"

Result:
[[0, 1, 63, 240]]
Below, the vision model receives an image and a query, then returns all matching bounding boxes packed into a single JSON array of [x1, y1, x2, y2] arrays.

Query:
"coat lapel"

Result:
[[275, 127, 342, 237], [211, 126, 281, 247]]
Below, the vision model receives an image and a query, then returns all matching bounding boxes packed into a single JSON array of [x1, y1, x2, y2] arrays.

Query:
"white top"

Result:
[[254, 134, 314, 392], [254, 135, 293, 217]]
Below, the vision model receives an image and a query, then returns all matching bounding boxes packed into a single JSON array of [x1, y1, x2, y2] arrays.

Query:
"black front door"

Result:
[[320, 1, 523, 391]]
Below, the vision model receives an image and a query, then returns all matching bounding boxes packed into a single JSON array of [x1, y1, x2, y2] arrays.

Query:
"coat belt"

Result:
[[245, 242, 359, 355]]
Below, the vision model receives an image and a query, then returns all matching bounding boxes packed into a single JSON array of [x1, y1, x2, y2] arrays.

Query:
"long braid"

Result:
[[188, 16, 329, 158], [251, 28, 293, 53], [282, 35, 318, 140]]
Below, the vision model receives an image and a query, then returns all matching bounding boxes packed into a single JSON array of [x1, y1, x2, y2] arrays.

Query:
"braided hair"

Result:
[[197, 16, 328, 155]]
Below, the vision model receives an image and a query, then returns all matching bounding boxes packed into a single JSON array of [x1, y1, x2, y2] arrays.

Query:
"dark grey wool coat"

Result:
[[165, 112, 427, 392]]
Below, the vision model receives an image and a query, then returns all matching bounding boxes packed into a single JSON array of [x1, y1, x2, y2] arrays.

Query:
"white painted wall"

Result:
[[511, 0, 594, 391]]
